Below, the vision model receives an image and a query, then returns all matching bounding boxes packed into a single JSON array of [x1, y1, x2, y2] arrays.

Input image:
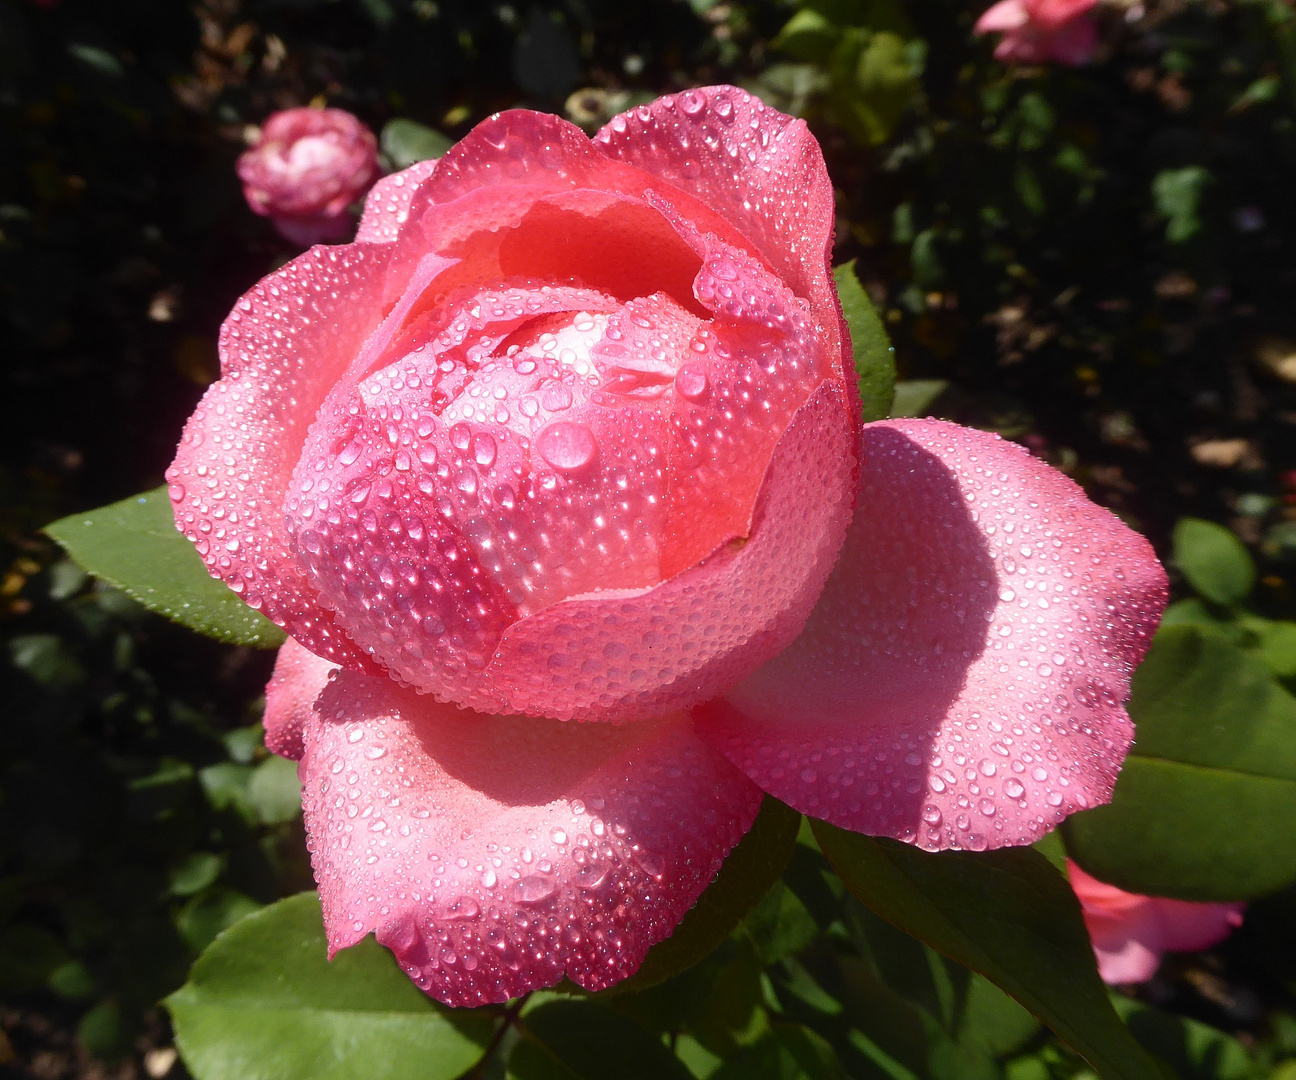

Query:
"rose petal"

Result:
[[696, 419, 1167, 851], [593, 86, 844, 385], [299, 670, 763, 1006], [1086, 909, 1163, 984], [284, 203, 852, 719], [1151, 898, 1245, 953], [357, 159, 440, 244], [975, 0, 1031, 32], [482, 381, 854, 720], [168, 244, 393, 668], [263, 637, 339, 762]]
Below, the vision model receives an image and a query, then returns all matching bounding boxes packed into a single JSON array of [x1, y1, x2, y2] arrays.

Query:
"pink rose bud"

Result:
[[974, 0, 1100, 65], [1069, 860, 1245, 984], [237, 107, 380, 246], [170, 87, 1167, 1005]]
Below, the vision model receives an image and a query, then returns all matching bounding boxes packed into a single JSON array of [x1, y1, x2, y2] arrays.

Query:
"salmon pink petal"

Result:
[[168, 245, 396, 668], [1152, 898, 1245, 953], [263, 638, 338, 762], [1086, 909, 1163, 984], [975, 0, 1030, 32], [298, 671, 763, 1006], [482, 381, 854, 721], [593, 87, 844, 383], [398, 110, 754, 263], [696, 419, 1168, 851], [356, 159, 440, 244]]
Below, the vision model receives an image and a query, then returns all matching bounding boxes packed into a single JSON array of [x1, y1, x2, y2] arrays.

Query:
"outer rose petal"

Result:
[[299, 671, 763, 1006], [593, 87, 845, 385], [263, 638, 338, 762], [975, 0, 1030, 33], [1087, 913, 1163, 985], [1069, 861, 1244, 984], [356, 159, 439, 244], [696, 420, 1168, 851], [168, 245, 393, 668]]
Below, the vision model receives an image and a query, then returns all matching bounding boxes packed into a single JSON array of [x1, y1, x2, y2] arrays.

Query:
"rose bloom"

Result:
[[237, 107, 380, 246], [1069, 861, 1245, 984], [974, 0, 1100, 66], [169, 86, 1166, 1005]]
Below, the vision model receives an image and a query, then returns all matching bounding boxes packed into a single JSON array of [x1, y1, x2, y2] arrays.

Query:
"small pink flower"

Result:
[[237, 107, 380, 246], [1069, 860, 1245, 984], [975, 0, 1100, 65], [170, 87, 1167, 1005]]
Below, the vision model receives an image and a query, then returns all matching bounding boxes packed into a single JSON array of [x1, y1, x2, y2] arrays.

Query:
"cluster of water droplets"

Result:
[[168, 244, 391, 667], [708, 420, 1166, 852], [280, 206, 839, 718], [301, 686, 761, 1006]]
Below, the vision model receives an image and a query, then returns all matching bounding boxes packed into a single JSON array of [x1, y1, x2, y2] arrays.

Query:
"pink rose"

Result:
[[974, 0, 1101, 65], [169, 86, 1167, 1005], [237, 107, 381, 246], [1069, 861, 1245, 984]]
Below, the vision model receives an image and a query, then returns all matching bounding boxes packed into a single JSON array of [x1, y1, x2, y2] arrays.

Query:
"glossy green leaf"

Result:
[[1065, 625, 1296, 900], [379, 118, 453, 169], [45, 487, 285, 648], [606, 796, 801, 994], [890, 378, 949, 418], [1111, 996, 1255, 1080], [833, 261, 896, 421], [175, 888, 263, 953], [1172, 518, 1255, 605], [812, 823, 1166, 1080], [509, 999, 693, 1080], [245, 755, 303, 825], [167, 893, 492, 1080]]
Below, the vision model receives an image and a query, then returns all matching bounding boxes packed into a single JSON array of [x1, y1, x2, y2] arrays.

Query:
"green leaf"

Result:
[[1254, 618, 1296, 678], [709, 1023, 847, 1080], [1111, 996, 1255, 1080], [812, 823, 1166, 1080], [509, 999, 693, 1080], [1152, 166, 1211, 244], [246, 755, 303, 825], [1065, 625, 1296, 900], [1172, 518, 1255, 605], [773, 8, 840, 64], [169, 853, 224, 897], [606, 796, 801, 994], [379, 118, 454, 170], [45, 487, 285, 648], [167, 893, 492, 1080], [833, 261, 896, 421], [890, 379, 949, 418], [176, 888, 264, 953]]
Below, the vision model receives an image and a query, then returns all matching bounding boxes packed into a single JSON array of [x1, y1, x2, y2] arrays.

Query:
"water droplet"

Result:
[[540, 382, 573, 411], [472, 433, 497, 467], [537, 422, 596, 472], [675, 363, 708, 401], [510, 875, 556, 904], [1004, 778, 1025, 798]]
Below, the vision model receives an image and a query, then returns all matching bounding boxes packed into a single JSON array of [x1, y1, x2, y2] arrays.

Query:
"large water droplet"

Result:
[[675, 363, 708, 401], [510, 875, 556, 904], [537, 422, 596, 472], [472, 433, 497, 467]]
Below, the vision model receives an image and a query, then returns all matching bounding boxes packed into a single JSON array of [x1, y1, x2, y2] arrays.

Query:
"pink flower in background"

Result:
[[1069, 860, 1245, 984], [237, 107, 380, 246], [975, 0, 1101, 65], [170, 85, 1166, 1005]]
